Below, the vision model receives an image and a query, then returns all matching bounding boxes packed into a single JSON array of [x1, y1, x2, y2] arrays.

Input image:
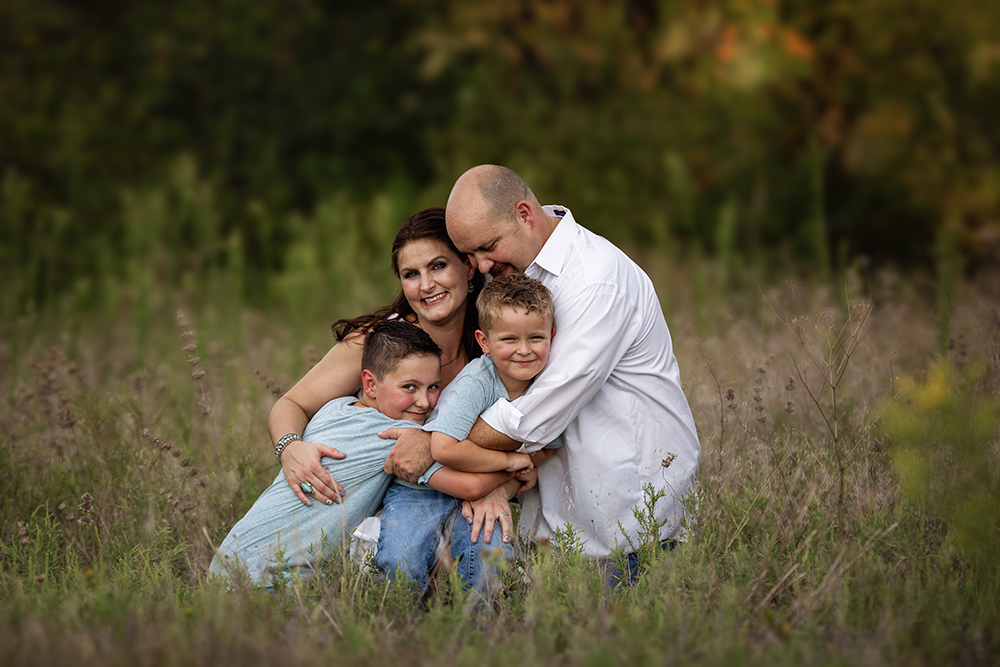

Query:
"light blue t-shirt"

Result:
[[397, 356, 563, 490], [210, 397, 424, 585]]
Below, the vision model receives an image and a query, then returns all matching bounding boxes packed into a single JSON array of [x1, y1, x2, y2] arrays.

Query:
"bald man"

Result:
[[446, 165, 700, 570]]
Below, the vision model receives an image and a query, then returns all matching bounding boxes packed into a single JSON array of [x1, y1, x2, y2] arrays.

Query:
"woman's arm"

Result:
[[269, 333, 365, 506]]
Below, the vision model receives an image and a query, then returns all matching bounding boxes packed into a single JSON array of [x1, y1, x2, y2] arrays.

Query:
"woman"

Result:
[[268, 207, 484, 507], [261, 208, 521, 575]]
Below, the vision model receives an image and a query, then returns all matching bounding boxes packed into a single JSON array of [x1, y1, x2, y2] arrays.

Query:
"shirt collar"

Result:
[[528, 205, 577, 278]]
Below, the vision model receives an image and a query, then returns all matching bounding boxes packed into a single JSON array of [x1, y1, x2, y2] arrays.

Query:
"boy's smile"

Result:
[[475, 307, 553, 398]]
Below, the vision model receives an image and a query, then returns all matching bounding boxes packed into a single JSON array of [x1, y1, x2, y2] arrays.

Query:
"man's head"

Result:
[[446, 165, 557, 277], [475, 274, 555, 386], [360, 320, 442, 424]]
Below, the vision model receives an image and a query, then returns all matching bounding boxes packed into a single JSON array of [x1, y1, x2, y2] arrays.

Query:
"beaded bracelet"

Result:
[[275, 432, 301, 462]]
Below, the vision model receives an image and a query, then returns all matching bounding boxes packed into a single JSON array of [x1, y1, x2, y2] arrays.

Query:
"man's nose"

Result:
[[475, 255, 493, 273]]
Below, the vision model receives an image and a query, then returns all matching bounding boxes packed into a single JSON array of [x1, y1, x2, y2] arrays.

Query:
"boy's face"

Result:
[[363, 354, 441, 424], [475, 307, 554, 384]]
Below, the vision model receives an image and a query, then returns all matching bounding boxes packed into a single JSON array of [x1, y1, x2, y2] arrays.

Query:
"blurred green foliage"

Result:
[[886, 361, 1000, 590], [2, 0, 1000, 315]]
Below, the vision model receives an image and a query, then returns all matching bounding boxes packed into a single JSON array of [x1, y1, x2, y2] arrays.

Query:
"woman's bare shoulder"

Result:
[[281, 333, 365, 417]]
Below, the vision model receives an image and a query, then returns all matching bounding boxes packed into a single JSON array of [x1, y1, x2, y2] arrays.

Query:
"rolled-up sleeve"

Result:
[[481, 282, 637, 450]]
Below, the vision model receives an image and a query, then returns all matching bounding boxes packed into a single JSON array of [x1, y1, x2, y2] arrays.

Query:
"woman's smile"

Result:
[[422, 292, 447, 306]]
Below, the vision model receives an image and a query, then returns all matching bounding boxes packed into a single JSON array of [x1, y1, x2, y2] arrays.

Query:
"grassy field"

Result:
[[1, 265, 998, 666]]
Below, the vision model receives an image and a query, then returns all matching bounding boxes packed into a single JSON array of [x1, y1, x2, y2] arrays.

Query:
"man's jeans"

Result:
[[376, 483, 514, 597], [602, 539, 678, 588]]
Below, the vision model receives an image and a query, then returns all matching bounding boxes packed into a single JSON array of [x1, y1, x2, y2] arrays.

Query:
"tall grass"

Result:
[[1, 259, 998, 665]]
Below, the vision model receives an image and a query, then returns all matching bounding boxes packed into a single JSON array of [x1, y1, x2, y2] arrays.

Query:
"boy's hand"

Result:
[[514, 467, 538, 495], [505, 451, 533, 475], [281, 440, 346, 507], [380, 428, 433, 483]]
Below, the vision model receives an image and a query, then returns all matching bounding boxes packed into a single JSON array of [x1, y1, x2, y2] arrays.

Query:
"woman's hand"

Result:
[[380, 428, 433, 483], [461, 479, 520, 546], [280, 439, 346, 507]]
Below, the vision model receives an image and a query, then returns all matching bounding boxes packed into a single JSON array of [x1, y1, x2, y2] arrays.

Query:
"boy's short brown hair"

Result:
[[362, 320, 441, 380], [476, 273, 554, 333]]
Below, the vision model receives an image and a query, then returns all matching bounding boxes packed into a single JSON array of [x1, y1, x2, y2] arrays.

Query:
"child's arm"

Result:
[[431, 431, 532, 474], [425, 467, 515, 501]]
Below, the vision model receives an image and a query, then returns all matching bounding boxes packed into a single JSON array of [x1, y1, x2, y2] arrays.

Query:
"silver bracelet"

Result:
[[275, 433, 301, 462]]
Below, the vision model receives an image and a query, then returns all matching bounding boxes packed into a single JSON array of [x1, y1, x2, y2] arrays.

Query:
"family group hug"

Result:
[[209, 165, 702, 594]]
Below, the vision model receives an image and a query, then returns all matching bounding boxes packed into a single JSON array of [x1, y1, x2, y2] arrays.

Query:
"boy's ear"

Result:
[[550, 325, 556, 340], [361, 369, 379, 399], [474, 329, 490, 355]]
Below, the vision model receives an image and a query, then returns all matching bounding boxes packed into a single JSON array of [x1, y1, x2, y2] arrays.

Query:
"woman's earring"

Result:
[[468, 281, 475, 294]]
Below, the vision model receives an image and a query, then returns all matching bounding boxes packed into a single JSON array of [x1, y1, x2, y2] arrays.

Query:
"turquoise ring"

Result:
[[299, 482, 314, 495]]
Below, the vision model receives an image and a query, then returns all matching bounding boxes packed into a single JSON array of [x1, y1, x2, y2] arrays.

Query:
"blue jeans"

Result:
[[376, 483, 513, 596], [603, 539, 678, 588]]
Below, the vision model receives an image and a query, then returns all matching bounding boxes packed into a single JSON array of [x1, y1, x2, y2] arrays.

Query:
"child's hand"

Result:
[[515, 468, 538, 495], [505, 451, 533, 474]]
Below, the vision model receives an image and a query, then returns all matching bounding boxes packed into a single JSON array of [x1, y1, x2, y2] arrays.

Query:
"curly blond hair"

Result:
[[476, 273, 554, 333]]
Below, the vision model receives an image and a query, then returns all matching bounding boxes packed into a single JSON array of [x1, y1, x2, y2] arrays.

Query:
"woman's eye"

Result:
[[402, 271, 417, 279], [433, 262, 446, 270]]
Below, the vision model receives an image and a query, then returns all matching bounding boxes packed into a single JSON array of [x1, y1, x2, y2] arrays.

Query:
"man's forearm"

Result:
[[467, 416, 521, 452]]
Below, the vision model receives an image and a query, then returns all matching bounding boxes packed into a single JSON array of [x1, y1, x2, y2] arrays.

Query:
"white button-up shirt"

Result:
[[480, 206, 700, 558]]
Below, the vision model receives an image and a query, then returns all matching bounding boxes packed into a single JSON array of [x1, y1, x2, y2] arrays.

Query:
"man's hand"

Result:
[[460, 479, 520, 546], [468, 416, 521, 452], [280, 440, 346, 507], [380, 428, 433, 483]]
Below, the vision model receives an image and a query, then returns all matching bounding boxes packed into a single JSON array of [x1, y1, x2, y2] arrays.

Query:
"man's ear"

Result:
[[361, 369, 379, 399], [474, 329, 490, 355], [515, 200, 535, 229]]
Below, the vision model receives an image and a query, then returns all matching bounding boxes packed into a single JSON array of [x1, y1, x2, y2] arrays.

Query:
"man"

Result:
[[445, 164, 700, 566]]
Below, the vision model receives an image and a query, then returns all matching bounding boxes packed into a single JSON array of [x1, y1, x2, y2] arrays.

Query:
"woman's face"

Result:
[[396, 238, 475, 326]]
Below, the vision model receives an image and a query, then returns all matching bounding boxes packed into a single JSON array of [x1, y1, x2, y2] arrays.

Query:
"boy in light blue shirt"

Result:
[[377, 274, 562, 594], [210, 319, 513, 587]]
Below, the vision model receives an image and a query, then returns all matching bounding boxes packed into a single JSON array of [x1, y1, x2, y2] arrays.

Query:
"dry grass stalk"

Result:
[[761, 284, 879, 537]]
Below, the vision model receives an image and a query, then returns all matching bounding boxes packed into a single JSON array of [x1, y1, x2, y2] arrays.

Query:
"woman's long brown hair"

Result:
[[331, 207, 485, 362]]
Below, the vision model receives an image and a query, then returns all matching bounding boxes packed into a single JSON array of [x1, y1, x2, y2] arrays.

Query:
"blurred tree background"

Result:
[[2, 0, 999, 317]]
